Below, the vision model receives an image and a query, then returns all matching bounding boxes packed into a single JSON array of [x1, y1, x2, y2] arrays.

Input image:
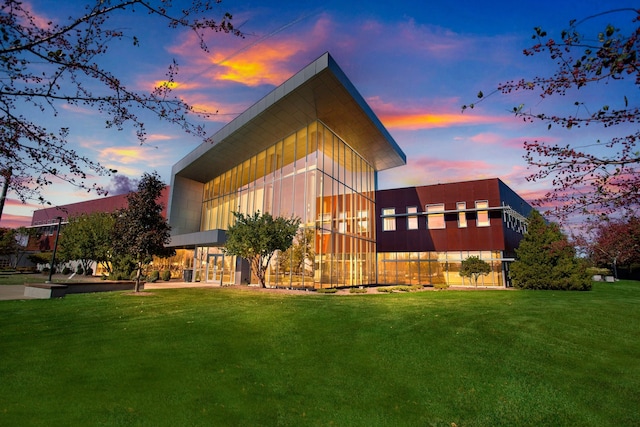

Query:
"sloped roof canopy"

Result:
[[172, 52, 406, 183]]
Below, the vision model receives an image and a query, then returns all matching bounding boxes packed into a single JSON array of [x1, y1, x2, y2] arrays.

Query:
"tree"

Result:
[[0, 0, 241, 205], [0, 226, 36, 268], [459, 256, 491, 287], [510, 210, 591, 290], [224, 212, 301, 288], [111, 172, 173, 292], [587, 216, 640, 278], [278, 228, 315, 277], [59, 212, 115, 275], [464, 9, 640, 220]]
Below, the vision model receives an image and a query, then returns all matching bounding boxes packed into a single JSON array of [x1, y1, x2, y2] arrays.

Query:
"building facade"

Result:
[[26, 53, 533, 288], [167, 53, 406, 288], [376, 179, 531, 287]]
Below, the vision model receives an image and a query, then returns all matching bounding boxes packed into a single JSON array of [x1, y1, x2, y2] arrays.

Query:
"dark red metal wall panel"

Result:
[[375, 179, 506, 252]]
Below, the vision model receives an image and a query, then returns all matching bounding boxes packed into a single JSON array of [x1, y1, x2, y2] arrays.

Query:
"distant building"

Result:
[[26, 189, 168, 253]]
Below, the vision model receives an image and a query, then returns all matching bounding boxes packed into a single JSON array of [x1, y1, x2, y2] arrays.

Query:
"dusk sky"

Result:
[[1, 0, 637, 228]]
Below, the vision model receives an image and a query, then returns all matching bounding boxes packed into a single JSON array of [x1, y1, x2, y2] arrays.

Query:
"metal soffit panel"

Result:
[[174, 53, 406, 183]]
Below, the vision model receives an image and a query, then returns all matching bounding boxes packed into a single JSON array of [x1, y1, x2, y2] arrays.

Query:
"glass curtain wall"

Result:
[[200, 121, 376, 288], [378, 251, 504, 287]]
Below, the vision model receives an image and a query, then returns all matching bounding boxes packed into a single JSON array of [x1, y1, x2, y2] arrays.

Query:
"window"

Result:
[[476, 200, 490, 227], [426, 204, 445, 229], [457, 202, 467, 228], [407, 206, 418, 230], [382, 208, 396, 231], [357, 210, 369, 233]]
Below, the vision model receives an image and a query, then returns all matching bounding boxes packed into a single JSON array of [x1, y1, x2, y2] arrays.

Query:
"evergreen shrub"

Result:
[[511, 211, 591, 291]]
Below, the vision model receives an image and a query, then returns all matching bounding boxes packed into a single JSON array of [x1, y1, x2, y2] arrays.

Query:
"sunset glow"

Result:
[[1, 0, 634, 228]]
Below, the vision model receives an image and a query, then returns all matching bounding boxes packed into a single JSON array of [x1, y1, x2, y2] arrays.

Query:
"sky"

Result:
[[1, 0, 638, 229]]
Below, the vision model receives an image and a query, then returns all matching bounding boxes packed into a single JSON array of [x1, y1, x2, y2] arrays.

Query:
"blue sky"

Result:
[[1, 0, 637, 228]]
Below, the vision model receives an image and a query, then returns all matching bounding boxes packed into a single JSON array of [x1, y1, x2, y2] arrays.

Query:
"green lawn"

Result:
[[0, 281, 638, 426]]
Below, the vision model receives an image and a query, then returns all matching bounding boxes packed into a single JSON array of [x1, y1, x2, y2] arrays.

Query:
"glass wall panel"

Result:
[[265, 145, 276, 182], [239, 159, 250, 190], [305, 171, 316, 228], [282, 133, 295, 177], [307, 121, 318, 169], [255, 150, 266, 183], [274, 140, 283, 180], [296, 127, 307, 172], [199, 121, 376, 288], [293, 174, 306, 223]]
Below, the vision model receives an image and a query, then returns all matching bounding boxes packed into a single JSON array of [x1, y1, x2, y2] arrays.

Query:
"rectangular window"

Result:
[[476, 200, 490, 227], [382, 208, 396, 231], [426, 204, 445, 229], [357, 210, 369, 233], [457, 202, 467, 228], [407, 206, 418, 230]]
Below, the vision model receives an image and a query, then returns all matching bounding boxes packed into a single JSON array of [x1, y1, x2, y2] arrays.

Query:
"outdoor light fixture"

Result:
[[46, 216, 63, 283]]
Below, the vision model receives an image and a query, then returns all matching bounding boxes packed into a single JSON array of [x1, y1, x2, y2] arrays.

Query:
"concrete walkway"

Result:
[[0, 281, 214, 301], [0, 285, 37, 301]]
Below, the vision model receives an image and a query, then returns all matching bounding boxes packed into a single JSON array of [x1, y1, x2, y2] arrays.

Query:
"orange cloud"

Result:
[[164, 13, 333, 89], [368, 97, 512, 130], [207, 41, 306, 87], [380, 112, 499, 130], [99, 147, 147, 164]]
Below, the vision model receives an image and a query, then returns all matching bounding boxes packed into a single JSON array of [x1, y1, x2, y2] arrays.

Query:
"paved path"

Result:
[[0, 281, 214, 301], [0, 285, 37, 301]]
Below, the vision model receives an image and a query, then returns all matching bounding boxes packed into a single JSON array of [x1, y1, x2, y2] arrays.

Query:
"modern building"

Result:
[[23, 52, 532, 287], [166, 52, 532, 288]]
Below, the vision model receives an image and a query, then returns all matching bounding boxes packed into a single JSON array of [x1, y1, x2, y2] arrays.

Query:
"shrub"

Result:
[[85, 267, 93, 276], [316, 288, 338, 293], [76, 266, 84, 275], [62, 267, 71, 275], [586, 267, 612, 276], [376, 287, 394, 293], [511, 211, 592, 291], [147, 270, 160, 283], [434, 282, 449, 290], [349, 287, 368, 294], [161, 270, 171, 281]]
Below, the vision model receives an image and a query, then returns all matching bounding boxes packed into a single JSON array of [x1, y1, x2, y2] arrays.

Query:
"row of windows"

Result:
[[381, 201, 490, 231], [377, 250, 504, 287]]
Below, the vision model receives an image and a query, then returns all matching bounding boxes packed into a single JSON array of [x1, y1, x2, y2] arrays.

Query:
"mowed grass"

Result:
[[0, 282, 638, 426]]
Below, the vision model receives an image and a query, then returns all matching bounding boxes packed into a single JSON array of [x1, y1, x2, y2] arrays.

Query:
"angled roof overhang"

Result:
[[172, 52, 406, 183]]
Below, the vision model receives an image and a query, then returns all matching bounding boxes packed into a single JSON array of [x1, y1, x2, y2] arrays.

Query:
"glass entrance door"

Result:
[[207, 254, 224, 284]]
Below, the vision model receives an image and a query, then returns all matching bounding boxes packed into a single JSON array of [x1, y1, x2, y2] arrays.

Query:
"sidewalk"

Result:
[[0, 285, 37, 301], [0, 281, 215, 301]]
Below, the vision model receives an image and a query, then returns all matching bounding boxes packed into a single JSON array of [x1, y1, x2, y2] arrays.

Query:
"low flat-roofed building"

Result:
[[376, 178, 532, 287]]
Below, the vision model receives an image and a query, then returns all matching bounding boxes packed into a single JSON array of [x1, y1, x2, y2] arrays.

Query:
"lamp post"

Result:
[[46, 216, 63, 283]]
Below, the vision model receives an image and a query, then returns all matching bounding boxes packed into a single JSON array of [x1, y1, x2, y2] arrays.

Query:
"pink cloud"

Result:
[[0, 213, 33, 229], [18, 1, 53, 29]]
